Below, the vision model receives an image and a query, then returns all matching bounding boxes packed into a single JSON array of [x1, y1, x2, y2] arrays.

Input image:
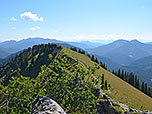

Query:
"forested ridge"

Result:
[[0, 43, 62, 85], [0, 44, 152, 113], [71, 47, 152, 98], [112, 69, 152, 97], [0, 44, 110, 113]]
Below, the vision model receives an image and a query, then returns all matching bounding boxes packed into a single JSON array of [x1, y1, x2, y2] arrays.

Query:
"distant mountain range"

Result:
[[87, 39, 152, 66], [1, 37, 152, 87], [1, 43, 152, 112], [0, 46, 11, 58], [0, 38, 64, 58], [67, 41, 102, 49], [86, 39, 152, 87], [0, 37, 102, 58]]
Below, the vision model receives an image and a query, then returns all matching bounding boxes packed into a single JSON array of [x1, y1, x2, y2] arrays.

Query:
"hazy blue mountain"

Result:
[[94, 55, 120, 70], [56, 43, 82, 50], [0, 52, 18, 66], [87, 39, 152, 66], [0, 37, 64, 54], [145, 42, 152, 45], [0, 46, 10, 58], [87, 39, 129, 56], [122, 56, 152, 87], [0, 40, 17, 48], [67, 41, 103, 49], [0, 38, 92, 58], [0, 38, 82, 65], [0, 43, 77, 66]]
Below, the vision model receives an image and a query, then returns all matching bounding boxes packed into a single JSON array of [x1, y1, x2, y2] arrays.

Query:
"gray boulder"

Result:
[[31, 96, 66, 114]]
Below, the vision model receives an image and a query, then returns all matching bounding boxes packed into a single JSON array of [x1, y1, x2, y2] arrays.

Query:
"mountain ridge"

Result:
[[0, 37, 101, 58], [87, 39, 152, 66], [0, 43, 152, 112]]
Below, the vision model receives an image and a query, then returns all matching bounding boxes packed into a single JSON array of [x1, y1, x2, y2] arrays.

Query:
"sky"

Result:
[[0, 0, 152, 42]]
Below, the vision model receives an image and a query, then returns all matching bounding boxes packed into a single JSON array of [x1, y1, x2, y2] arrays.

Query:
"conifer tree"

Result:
[[91, 55, 95, 61], [87, 53, 90, 58], [142, 82, 145, 92], [101, 74, 104, 85], [95, 58, 99, 64], [121, 69, 124, 80], [148, 87, 151, 96], [105, 80, 108, 90], [145, 83, 148, 94], [112, 69, 115, 75], [118, 69, 121, 78]]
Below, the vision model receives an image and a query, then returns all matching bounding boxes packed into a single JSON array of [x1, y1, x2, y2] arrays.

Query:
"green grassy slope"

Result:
[[63, 47, 152, 111], [1, 43, 152, 112]]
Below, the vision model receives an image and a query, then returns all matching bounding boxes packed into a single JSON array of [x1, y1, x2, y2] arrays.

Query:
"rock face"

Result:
[[96, 100, 116, 114], [31, 96, 66, 114], [97, 93, 143, 114]]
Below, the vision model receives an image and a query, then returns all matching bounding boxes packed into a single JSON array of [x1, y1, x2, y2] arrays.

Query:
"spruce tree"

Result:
[[87, 54, 91, 58], [91, 55, 95, 61], [101, 74, 104, 85], [142, 82, 145, 93], [145, 83, 148, 94], [121, 69, 124, 80], [148, 87, 151, 96], [118, 69, 121, 78], [95, 58, 99, 64], [105, 80, 108, 90]]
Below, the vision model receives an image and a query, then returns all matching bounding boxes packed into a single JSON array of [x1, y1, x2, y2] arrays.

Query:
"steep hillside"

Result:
[[0, 43, 62, 85], [87, 39, 152, 66], [64, 47, 152, 111], [122, 56, 152, 87], [0, 44, 152, 112], [0, 44, 120, 113]]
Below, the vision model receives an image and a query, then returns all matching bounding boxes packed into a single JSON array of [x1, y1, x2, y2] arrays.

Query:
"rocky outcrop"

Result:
[[97, 93, 144, 114], [97, 100, 116, 114], [31, 96, 66, 114], [31, 95, 150, 114]]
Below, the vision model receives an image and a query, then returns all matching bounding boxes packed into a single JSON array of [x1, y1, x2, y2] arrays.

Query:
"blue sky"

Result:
[[0, 0, 152, 42]]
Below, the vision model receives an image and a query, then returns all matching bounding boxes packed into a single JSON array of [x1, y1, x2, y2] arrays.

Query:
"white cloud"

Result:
[[10, 17, 17, 21], [30, 26, 40, 30], [20, 12, 44, 22], [10, 27, 16, 30]]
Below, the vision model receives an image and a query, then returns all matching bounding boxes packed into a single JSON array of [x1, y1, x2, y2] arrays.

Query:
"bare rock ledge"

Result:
[[31, 96, 66, 114]]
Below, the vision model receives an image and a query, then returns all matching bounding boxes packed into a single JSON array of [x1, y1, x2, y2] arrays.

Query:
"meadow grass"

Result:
[[63, 47, 152, 111]]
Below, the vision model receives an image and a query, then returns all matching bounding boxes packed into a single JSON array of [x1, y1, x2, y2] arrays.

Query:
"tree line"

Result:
[[0, 52, 100, 113], [70, 47, 152, 98], [70, 47, 107, 70], [112, 69, 152, 97]]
